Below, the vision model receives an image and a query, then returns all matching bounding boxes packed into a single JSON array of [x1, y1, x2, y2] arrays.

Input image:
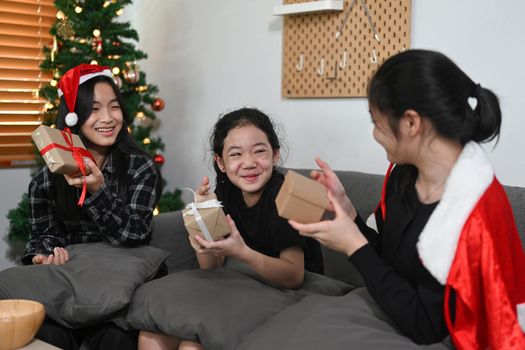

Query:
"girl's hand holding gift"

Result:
[[194, 215, 249, 259], [196, 176, 214, 202], [311, 158, 357, 220], [64, 157, 105, 194], [290, 191, 367, 257]]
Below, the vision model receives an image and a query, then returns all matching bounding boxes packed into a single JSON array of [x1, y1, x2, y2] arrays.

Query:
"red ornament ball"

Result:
[[151, 98, 165, 112], [154, 154, 165, 165]]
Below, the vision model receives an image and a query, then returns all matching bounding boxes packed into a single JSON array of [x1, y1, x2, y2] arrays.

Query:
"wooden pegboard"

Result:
[[282, 0, 411, 98]]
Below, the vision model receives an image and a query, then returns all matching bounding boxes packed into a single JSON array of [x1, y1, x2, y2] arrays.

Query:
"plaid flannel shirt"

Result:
[[23, 153, 159, 264]]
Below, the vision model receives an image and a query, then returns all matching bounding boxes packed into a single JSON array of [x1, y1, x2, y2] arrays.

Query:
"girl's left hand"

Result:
[[194, 215, 250, 259], [64, 158, 105, 194], [289, 191, 367, 257]]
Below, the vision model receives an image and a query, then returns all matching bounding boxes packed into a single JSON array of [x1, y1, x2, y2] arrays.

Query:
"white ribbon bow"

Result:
[[182, 187, 223, 242]]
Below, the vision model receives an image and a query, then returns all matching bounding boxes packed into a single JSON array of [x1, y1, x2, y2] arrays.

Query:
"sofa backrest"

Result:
[[292, 169, 525, 286], [151, 169, 525, 285]]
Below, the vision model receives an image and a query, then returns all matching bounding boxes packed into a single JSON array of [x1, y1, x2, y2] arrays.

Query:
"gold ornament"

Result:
[[57, 18, 75, 39], [123, 62, 139, 84]]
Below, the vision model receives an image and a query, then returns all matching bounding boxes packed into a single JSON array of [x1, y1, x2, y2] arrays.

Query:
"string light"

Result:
[[93, 29, 101, 38], [135, 85, 148, 92], [75, 6, 82, 13], [116, 9, 124, 16], [153, 207, 160, 216], [56, 11, 65, 19], [112, 67, 120, 75], [143, 138, 151, 145], [90, 60, 98, 65], [50, 79, 57, 87]]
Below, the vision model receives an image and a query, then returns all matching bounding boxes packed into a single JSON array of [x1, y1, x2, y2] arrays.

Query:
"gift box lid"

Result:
[[282, 170, 329, 208], [31, 125, 88, 174]]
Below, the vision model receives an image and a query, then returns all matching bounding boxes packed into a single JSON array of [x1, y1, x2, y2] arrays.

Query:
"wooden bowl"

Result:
[[0, 300, 45, 350]]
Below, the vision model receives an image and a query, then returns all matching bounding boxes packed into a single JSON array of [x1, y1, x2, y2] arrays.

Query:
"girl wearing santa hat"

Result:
[[238, 50, 525, 349], [23, 64, 160, 350]]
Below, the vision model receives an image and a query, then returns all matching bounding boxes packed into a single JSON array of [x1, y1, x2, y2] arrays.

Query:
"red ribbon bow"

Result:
[[40, 128, 96, 206]]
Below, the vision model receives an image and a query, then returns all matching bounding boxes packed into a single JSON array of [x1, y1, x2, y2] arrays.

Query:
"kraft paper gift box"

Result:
[[275, 170, 329, 223], [32, 125, 90, 175], [182, 194, 230, 242]]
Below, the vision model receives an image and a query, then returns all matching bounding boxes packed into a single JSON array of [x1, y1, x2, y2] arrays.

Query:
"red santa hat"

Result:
[[57, 64, 112, 127]]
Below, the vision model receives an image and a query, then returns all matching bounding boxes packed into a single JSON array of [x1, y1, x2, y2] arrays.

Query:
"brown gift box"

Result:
[[31, 125, 88, 175], [275, 170, 329, 223], [182, 194, 230, 242]]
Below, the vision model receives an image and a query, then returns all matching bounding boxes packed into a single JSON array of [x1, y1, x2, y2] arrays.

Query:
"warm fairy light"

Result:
[[127, 126, 132, 133], [51, 124, 56, 129], [136, 111, 145, 119], [50, 79, 58, 87], [75, 6, 83, 13], [90, 60, 98, 65], [56, 11, 65, 19], [45, 102, 54, 110], [79, 38, 87, 44], [153, 207, 160, 216], [116, 9, 124, 16], [103, 1, 111, 7], [93, 29, 101, 38], [112, 67, 120, 75], [143, 138, 151, 145]]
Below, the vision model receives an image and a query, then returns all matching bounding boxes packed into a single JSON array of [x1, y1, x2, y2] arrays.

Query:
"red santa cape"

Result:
[[393, 142, 525, 349]]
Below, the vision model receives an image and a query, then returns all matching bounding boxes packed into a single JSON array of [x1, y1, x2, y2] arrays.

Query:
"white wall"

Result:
[[1, 0, 524, 268], [0, 168, 32, 270], [121, 0, 525, 199]]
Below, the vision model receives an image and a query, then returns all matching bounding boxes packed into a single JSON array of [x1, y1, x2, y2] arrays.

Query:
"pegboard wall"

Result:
[[281, 0, 411, 98]]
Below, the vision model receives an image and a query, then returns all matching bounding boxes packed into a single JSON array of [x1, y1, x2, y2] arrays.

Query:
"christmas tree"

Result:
[[5, 0, 184, 262]]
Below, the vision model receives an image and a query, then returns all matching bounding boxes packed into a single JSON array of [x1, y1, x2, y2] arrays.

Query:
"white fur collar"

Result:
[[416, 142, 494, 285]]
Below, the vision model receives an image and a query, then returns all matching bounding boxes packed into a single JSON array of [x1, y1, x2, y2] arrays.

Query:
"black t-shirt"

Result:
[[350, 164, 450, 344], [215, 170, 324, 274]]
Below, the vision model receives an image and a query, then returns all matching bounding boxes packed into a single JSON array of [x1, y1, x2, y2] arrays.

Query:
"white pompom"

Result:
[[65, 112, 78, 127]]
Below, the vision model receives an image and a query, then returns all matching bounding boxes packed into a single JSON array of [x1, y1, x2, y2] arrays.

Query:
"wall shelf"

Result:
[[273, 0, 344, 16]]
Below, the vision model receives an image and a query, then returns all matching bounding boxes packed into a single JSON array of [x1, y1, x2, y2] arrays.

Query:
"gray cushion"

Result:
[[0, 243, 169, 328], [238, 287, 453, 350], [126, 259, 351, 350]]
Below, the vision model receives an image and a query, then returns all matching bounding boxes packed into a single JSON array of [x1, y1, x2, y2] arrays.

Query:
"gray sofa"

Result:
[[150, 169, 525, 287], [146, 169, 524, 348]]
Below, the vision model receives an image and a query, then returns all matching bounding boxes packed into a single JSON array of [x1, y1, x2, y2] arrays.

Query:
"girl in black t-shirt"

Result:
[[138, 108, 324, 350]]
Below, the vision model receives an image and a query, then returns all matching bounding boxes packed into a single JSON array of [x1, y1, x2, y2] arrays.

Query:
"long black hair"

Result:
[[209, 107, 281, 192], [54, 75, 158, 219], [367, 49, 502, 204]]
